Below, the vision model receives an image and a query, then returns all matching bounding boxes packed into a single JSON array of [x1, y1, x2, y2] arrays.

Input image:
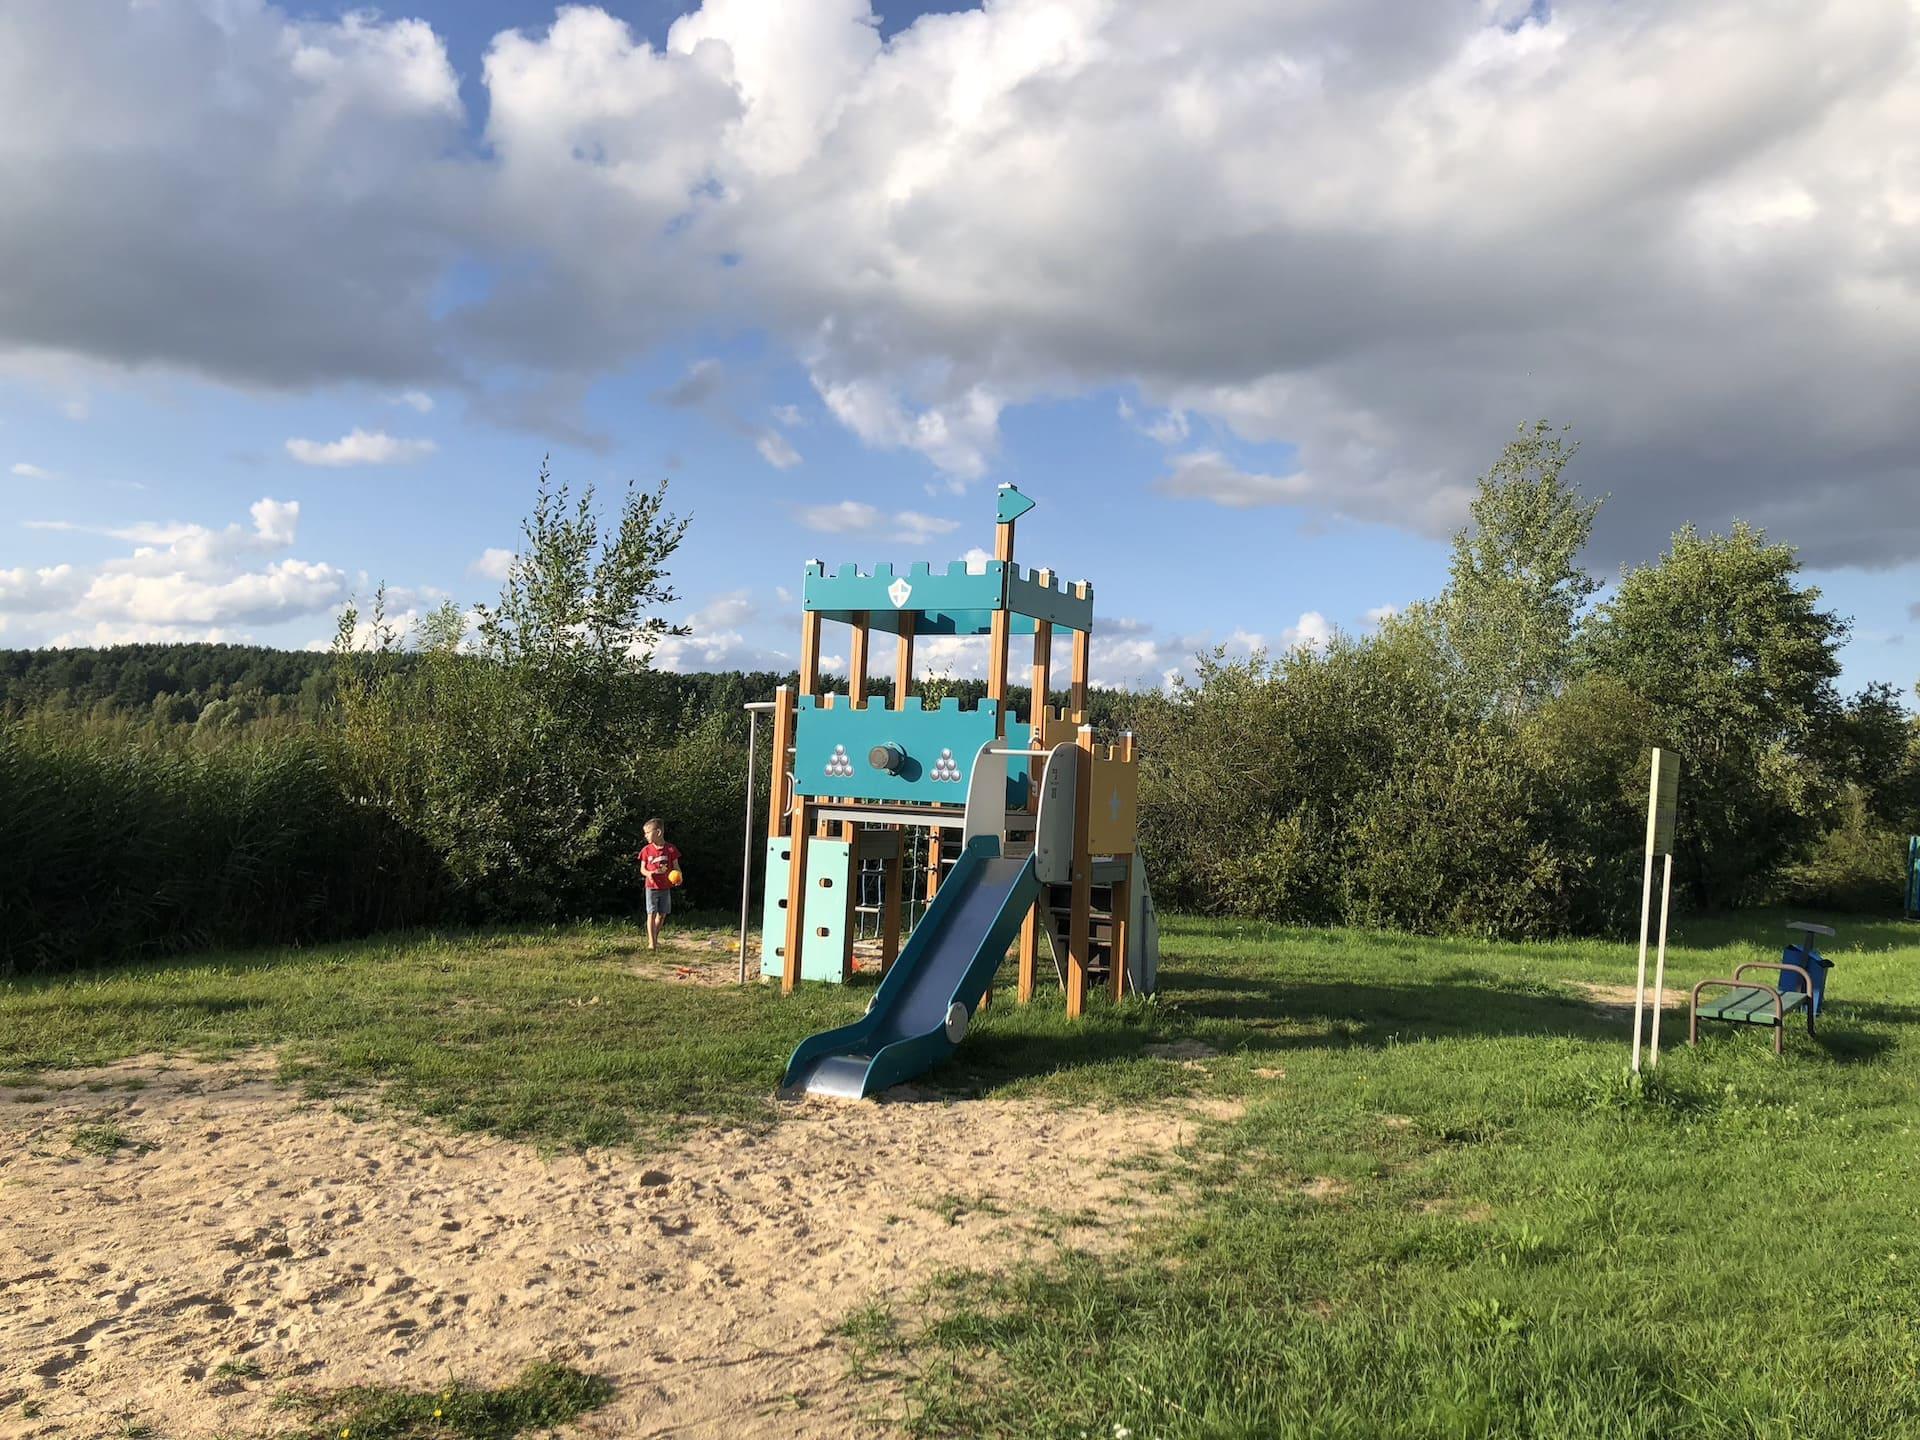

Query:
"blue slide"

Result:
[[782, 836, 1040, 1098]]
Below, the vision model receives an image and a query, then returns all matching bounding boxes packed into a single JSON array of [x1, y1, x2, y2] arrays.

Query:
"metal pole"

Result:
[[737, 706, 760, 984], [1648, 851, 1675, 1067]]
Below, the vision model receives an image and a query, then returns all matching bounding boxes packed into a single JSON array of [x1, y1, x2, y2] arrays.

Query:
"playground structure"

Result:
[[1906, 836, 1919, 921], [747, 484, 1158, 1098]]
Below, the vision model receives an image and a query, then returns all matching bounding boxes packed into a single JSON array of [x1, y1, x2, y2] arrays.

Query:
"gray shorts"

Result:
[[645, 888, 672, 917]]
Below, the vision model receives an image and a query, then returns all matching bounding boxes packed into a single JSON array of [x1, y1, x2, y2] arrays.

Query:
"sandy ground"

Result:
[[0, 1057, 1222, 1439]]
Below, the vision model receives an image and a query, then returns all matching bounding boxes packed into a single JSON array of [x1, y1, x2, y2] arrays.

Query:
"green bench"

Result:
[[1689, 961, 1816, 1055]]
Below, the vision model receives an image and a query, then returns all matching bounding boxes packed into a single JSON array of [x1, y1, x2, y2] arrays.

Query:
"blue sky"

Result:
[[1, 1, 1914, 694]]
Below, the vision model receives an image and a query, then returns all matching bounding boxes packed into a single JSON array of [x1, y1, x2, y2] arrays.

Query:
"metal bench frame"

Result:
[[1688, 961, 1816, 1055]]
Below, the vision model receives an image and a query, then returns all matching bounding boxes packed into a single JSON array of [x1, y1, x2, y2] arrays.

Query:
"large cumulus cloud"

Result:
[[3, 0, 1918, 564]]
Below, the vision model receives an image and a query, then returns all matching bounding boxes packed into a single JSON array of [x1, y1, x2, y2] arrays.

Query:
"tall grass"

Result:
[[0, 715, 443, 974]]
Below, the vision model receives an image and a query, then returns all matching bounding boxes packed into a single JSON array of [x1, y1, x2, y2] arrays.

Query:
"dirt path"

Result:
[[0, 1058, 1220, 1438]]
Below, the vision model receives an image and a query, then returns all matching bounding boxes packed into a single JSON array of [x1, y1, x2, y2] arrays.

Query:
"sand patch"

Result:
[[1298, 1176, 1350, 1202], [0, 1056, 1214, 1438], [1575, 981, 1687, 1015]]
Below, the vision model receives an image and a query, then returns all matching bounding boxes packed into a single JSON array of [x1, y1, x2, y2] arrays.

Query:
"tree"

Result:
[[1439, 421, 1602, 718], [1581, 521, 1849, 906], [332, 465, 694, 920]]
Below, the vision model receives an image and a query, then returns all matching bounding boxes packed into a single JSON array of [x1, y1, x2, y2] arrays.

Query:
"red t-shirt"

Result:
[[638, 842, 681, 890]]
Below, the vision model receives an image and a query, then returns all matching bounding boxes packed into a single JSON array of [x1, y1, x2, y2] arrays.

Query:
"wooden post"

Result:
[[1066, 724, 1094, 1018], [848, 612, 870, 709], [782, 798, 811, 994], [843, 614, 870, 846], [1108, 730, 1135, 1001], [1017, 604, 1052, 1004], [1109, 877, 1131, 1002], [1069, 590, 1091, 722], [766, 686, 794, 839], [1030, 574, 1054, 744], [927, 829, 942, 901], [782, 613, 823, 992], [988, 515, 1016, 738], [797, 609, 822, 699], [880, 842, 903, 974], [895, 612, 915, 708]]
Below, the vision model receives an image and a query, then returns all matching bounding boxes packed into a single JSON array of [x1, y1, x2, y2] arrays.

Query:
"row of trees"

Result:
[[4, 433, 1915, 972], [1129, 425, 1918, 928]]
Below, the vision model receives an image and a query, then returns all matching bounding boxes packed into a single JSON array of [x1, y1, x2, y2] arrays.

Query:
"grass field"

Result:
[[4, 909, 1918, 1438]]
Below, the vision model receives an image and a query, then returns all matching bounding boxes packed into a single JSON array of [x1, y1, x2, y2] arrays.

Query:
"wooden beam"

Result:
[[894, 612, 915, 708], [926, 828, 942, 902], [1066, 724, 1094, 1018]]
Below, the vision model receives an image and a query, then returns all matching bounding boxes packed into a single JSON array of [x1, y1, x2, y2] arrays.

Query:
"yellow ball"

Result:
[[668, 869, 684, 887]]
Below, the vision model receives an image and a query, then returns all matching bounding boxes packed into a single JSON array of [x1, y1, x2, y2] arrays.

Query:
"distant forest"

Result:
[[0, 642, 1117, 735]]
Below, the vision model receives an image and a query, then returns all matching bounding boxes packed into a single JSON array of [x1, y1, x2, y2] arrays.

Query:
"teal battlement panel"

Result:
[[802, 560, 1093, 634], [792, 696, 1030, 807]]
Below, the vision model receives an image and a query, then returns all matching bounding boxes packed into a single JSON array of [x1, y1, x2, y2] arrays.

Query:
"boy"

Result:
[[636, 818, 682, 951]]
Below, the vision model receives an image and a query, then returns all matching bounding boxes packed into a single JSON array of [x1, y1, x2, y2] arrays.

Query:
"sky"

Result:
[[0, 0, 1916, 693]]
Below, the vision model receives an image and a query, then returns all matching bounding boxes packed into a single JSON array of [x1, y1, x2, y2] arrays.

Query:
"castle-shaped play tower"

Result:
[[761, 484, 1158, 1098]]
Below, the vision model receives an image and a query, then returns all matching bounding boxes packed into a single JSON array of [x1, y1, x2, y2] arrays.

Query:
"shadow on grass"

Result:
[[941, 964, 1905, 1095]]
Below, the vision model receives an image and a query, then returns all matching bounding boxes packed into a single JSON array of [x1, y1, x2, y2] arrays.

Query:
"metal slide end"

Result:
[[944, 1002, 969, 1044], [803, 1054, 876, 1100]]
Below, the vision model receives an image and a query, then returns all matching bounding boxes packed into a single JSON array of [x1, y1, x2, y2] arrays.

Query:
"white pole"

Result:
[[1647, 851, 1675, 1068], [1630, 844, 1655, 1074], [737, 707, 759, 985]]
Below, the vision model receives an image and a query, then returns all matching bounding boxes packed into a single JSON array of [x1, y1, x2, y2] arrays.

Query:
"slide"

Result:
[[782, 836, 1040, 1099]]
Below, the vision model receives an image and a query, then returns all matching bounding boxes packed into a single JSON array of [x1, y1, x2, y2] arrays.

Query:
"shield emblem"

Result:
[[887, 577, 912, 608]]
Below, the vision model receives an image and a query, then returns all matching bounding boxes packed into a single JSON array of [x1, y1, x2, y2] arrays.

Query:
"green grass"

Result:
[[69, 1119, 146, 1156], [4, 907, 1918, 1437], [272, 1359, 611, 1439]]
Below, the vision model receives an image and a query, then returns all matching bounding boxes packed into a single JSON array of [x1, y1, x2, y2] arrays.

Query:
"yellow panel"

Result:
[[1086, 751, 1138, 856]]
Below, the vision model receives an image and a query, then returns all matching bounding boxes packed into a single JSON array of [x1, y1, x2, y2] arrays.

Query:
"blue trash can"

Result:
[[1780, 944, 1832, 1017]]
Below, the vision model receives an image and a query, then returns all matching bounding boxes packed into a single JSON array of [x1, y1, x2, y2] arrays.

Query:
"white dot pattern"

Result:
[[930, 748, 963, 782], [823, 744, 855, 778]]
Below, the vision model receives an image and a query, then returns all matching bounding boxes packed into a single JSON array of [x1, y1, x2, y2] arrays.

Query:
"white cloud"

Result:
[[794, 499, 962, 545], [1121, 400, 1190, 446], [61, 398, 87, 421], [6, 2, 1920, 557], [691, 590, 757, 629], [1364, 604, 1400, 628], [756, 429, 802, 469], [773, 404, 805, 427], [0, 562, 82, 614], [286, 428, 436, 467], [1156, 451, 1310, 509], [3, 496, 349, 641], [1281, 611, 1334, 654], [470, 547, 517, 581], [390, 390, 435, 413], [11, 462, 51, 480]]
